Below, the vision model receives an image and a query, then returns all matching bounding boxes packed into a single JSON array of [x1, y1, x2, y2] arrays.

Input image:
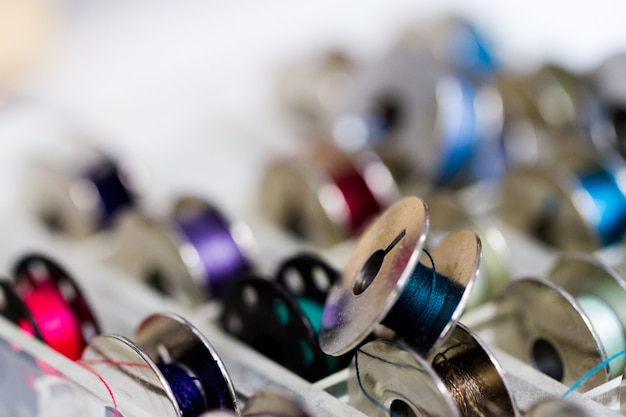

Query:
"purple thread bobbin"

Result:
[[174, 197, 251, 299]]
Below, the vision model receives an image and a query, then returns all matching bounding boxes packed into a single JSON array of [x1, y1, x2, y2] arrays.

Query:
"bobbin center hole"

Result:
[[531, 338, 564, 382], [389, 399, 419, 417]]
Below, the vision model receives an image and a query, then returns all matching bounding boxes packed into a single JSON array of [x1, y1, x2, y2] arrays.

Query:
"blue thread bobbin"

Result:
[[498, 162, 626, 251], [30, 149, 136, 238], [82, 313, 239, 417], [319, 196, 481, 356]]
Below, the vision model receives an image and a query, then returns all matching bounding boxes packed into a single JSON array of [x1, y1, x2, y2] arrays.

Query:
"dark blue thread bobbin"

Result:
[[85, 159, 134, 227], [159, 361, 206, 417]]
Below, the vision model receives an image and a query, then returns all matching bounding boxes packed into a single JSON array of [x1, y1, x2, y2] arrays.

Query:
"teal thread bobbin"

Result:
[[320, 196, 481, 357]]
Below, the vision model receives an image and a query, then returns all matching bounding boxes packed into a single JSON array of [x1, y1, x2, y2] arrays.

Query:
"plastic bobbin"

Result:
[[526, 399, 589, 417], [28, 148, 136, 238], [319, 196, 481, 356], [332, 41, 504, 187], [114, 196, 252, 305], [498, 159, 626, 251], [348, 324, 516, 417], [82, 312, 239, 417], [9, 254, 100, 360], [220, 275, 338, 382], [0, 279, 43, 341], [491, 254, 626, 392], [275, 252, 340, 304], [260, 141, 397, 247], [426, 192, 510, 308], [242, 389, 312, 417]]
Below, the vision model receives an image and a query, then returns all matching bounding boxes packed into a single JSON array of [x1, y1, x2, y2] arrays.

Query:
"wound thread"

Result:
[[381, 250, 464, 353], [159, 361, 206, 417]]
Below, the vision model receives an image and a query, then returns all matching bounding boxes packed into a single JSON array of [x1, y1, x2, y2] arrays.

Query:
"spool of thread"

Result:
[[82, 313, 239, 417], [0, 254, 100, 360], [113, 197, 251, 304], [498, 163, 626, 251], [348, 324, 516, 417], [260, 142, 397, 247], [320, 197, 480, 356], [173, 197, 251, 298], [30, 151, 136, 238], [490, 254, 626, 392], [331, 42, 502, 187], [221, 274, 346, 381]]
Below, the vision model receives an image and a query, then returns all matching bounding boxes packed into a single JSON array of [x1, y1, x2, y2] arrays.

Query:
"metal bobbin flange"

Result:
[[426, 192, 510, 308], [114, 196, 252, 305], [320, 196, 481, 356], [348, 324, 516, 417], [260, 142, 397, 247], [492, 265, 626, 391], [82, 312, 239, 417]]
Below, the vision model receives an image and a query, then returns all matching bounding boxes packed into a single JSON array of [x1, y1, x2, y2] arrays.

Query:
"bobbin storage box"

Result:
[[2, 1, 626, 416]]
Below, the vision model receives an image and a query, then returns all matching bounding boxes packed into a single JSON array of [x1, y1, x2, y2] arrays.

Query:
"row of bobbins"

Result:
[[317, 196, 520, 416], [0, 251, 320, 417]]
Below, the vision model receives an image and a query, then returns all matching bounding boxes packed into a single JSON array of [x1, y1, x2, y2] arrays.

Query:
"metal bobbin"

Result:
[[498, 158, 626, 251], [242, 389, 313, 417], [491, 253, 626, 391], [220, 273, 344, 382], [331, 38, 504, 187], [82, 312, 239, 417], [585, 52, 626, 161], [276, 49, 355, 128], [320, 196, 481, 356], [114, 196, 252, 305], [348, 324, 516, 417], [526, 399, 589, 417], [27, 146, 137, 238], [1, 254, 100, 360], [260, 141, 397, 247], [426, 192, 510, 308]]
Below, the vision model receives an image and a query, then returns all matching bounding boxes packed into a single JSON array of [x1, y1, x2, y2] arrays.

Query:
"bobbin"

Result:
[[319, 196, 481, 356], [81, 312, 239, 417], [490, 253, 626, 391], [114, 196, 252, 305], [221, 274, 348, 382], [585, 52, 626, 160], [276, 49, 355, 127], [260, 141, 397, 247], [27, 145, 137, 238], [348, 323, 516, 417], [498, 159, 626, 251], [242, 389, 313, 417], [0, 254, 100, 360], [331, 39, 504, 186], [426, 192, 509, 308], [275, 252, 340, 304]]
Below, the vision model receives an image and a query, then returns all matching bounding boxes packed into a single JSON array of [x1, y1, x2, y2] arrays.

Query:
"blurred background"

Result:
[[3, 0, 626, 220]]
